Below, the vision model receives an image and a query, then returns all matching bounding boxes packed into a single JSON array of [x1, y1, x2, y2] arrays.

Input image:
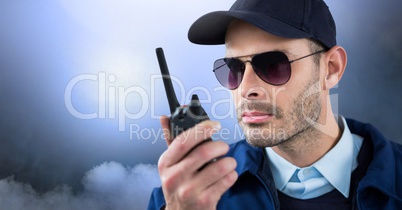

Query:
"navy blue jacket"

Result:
[[148, 119, 402, 209]]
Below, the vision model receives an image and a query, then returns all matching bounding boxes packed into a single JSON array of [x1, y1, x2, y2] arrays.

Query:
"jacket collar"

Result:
[[345, 119, 402, 202], [227, 140, 264, 176]]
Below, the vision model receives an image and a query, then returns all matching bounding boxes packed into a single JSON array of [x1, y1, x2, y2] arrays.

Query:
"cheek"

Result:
[[270, 86, 285, 103], [231, 90, 241, 109], [271, 85, 298, 110]]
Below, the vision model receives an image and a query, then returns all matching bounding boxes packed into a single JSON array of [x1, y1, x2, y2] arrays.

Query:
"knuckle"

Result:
[[177, 185, 193, 201], [176, 163, 188, 175], [161, 172, 179, 192], [197, 144, 213, 159], [161, 176, 174, 192], [161, 167, 187, 192], [197, 194, 214, 208], [217, 163, 229, 174], [160, 174, 171, 189]]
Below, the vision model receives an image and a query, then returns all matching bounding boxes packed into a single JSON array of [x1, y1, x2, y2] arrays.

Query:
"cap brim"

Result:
[[188, 11, 312, 45]]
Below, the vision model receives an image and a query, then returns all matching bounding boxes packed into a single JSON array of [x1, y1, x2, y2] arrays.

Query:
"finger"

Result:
[[177, 141, 229, 173], [160, 115, 172, 146], [199, 169, 238, 204], [162, 120, 221, 168], [194, 157, 237, 191]]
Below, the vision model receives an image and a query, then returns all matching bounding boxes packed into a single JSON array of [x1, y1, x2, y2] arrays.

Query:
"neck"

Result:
[[272, 107, 341, 168]]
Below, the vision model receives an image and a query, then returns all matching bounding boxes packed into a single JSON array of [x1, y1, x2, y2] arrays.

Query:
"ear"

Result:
[[323, 46, 347, 90]]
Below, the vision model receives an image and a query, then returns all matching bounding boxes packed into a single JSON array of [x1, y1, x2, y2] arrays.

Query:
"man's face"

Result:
[[225, 21, 324, 148]]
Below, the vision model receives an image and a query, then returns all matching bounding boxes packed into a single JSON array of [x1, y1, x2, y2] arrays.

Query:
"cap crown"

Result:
[[188, 0, 336, 48]]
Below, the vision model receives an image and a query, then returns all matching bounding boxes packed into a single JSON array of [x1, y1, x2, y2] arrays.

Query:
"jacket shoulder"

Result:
[[346, 118, 402, 157]]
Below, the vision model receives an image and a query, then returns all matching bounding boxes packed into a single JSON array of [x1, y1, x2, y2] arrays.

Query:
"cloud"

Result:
[[0, 162, 160, 210]]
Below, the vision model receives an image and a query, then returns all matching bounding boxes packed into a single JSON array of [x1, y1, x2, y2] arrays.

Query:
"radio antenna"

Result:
[[156, 48, 180, 114]]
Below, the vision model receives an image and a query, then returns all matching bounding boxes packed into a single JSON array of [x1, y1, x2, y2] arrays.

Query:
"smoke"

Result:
[[0, 162, 160, 210]]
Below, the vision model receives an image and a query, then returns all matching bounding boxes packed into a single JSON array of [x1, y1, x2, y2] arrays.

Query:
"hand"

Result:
[[158, 116, 238, 210]]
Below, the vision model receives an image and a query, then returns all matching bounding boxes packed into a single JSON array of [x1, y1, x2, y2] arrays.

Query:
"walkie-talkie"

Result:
[[156, 48, 210, 139]]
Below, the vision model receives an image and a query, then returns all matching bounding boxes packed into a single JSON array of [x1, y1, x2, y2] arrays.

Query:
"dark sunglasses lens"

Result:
[[214, 58, 244, 89], [252, 52, 291, 85]]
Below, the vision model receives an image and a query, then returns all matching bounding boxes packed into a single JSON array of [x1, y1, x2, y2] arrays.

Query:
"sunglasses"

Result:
[[213, 49, 326, 90]]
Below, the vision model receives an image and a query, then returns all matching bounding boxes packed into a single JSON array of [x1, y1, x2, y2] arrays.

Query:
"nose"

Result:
[[239, 62, 269, 100]]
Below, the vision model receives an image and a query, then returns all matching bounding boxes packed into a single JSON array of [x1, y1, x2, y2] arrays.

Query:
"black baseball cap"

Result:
[[188, 0, 336, 49]]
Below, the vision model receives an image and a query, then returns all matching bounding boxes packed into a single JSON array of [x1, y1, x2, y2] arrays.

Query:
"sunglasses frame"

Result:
[[213, 49, 326, 89]]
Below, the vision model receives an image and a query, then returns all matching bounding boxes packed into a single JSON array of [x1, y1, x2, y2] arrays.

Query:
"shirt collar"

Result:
[[265, 147, 297, 191], [266, 116, 363, 198]]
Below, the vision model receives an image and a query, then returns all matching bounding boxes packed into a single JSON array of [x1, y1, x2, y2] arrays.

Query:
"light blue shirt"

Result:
[[265, 116, 363, 199]]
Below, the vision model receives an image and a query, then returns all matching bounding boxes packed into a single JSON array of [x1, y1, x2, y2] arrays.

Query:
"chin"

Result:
[[246, 137, 277, 148], [242, 124, 288, 148], [245, 129, 287, 148]]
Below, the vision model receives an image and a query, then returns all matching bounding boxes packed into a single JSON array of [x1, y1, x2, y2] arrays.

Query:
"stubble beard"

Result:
[[237, 75, 322, 148]]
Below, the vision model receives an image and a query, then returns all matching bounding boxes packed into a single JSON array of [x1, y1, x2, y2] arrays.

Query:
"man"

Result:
[[148, 0, 402, 209]]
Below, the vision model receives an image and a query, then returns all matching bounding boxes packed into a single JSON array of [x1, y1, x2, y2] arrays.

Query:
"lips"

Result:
[[241, 111, 273, 124]]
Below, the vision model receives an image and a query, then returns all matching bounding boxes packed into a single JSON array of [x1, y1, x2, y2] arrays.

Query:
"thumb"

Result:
[[160, 115, 173, 146]]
